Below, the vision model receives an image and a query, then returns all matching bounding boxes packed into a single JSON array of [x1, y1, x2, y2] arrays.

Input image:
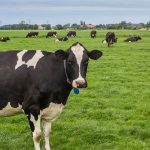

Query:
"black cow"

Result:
[[0, 42, 102, 150], [124, 36, 142, 42], [67, 31, 76, 37], [55, 36, 68, 42], [0, 37, 10, 42], [46, 31, 57, 38], [26, 32, 39, 38], [90, 30, 97, 38], [105, 32, 117, 47]]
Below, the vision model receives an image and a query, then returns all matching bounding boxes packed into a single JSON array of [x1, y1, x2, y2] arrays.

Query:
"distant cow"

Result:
[[55, 36, 68, 42], [90, 30, 97, 38], [46, 31, 57, 38], [105, 32, 117, 47], [0, 37, 10, 42], [0, 42, 102, 150], [26, 32, 39, 38], [67, 31, 76, 37], [124, 36, 142, 42]]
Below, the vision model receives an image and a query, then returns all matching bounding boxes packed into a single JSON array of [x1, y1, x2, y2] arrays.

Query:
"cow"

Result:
[[105, 32, 117, 47], [0, 37, 10, 42], [124, 36, 142, 42], [26, 32, 39, 38], [46, 31, 57, 38], [55, 36, 68, 42], [67, 31, 76, 37], [0, 42, 103, 150], [90, 30, 97, 38]]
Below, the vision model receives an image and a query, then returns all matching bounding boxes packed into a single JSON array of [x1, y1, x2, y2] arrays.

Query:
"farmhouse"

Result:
[[80, 24, 96, 29]]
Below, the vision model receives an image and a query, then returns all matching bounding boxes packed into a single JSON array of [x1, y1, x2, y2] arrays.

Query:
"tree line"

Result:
[[0, 21, 150, 30]]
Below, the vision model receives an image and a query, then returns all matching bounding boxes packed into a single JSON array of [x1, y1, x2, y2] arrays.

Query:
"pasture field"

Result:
[[0, 30, 150, 150]]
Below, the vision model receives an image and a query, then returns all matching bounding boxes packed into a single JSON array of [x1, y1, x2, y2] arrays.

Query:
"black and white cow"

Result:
[[90, 30, 97, 38], [46, 32, 57, 38], [26, 32, 39, 38], [67, 31, 76, 37], [124, 36, 142, 42], [0, 42, 103, 150], [55, 36, 68, 42], [0, 37, 10, 42], [105, 32, 117, 47]]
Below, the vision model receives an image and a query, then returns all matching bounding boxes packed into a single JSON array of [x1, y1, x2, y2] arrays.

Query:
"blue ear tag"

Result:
[[73, 88, 79, 94]]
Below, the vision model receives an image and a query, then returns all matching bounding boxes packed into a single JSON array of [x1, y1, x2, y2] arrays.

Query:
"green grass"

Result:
[[0, 30, 150, 150]]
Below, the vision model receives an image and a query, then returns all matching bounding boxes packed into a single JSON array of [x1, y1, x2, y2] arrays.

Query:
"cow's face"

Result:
[[114, 38, 118, 43], [137, 36, 141, 40], [55, 42, 103, 88]]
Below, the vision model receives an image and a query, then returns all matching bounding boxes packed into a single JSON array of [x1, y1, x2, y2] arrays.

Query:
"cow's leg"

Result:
[[25, 105, 42, 150], [42, 119, 51, 150], [30, 114, 41, 150]]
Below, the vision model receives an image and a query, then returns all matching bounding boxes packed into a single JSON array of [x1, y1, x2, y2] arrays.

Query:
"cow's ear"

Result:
[[55, 50, 68, 60], [88, 50, 103, 60]]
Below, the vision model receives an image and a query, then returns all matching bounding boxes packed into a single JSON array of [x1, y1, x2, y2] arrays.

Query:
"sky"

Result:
[[0, 0, 150, 25]]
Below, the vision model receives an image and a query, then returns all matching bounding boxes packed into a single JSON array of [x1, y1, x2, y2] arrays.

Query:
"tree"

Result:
[[118, 21, 127, 29], [71, 24, 80, 29], [80, 20, 85, 25], [41, 24, 51, 30], [20, 20, 25, 24], [33, 24, 38, 30], [63, 23, 70, 29], [146, 21, 150, 29], [54, 24, 63, 30]]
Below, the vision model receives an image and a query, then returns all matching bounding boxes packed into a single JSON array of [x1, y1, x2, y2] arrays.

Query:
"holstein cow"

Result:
[[67, 31, 76, 37], [124, 36, 142, 42], [0, 42, 102, 150], [105, 32, 117, 47], [46, 32, 57, 38], [55, 36, 68, 42], [90, 30, 97, 38], [26, 32, 39, 38], [0, 37, 10, 42]]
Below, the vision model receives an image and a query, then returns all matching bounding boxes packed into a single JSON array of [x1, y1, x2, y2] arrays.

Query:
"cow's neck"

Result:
[[63, 60, 71, 84]]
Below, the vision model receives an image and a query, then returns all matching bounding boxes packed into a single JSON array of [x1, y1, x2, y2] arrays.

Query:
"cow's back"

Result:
[[0, 50, 70, 115]]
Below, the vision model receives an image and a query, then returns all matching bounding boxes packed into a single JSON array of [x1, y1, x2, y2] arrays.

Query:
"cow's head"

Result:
[[63, 37, 68, 41], [114, 37, 118, 43], [55, 42, 103, 88], [137, 36, 142, 40]]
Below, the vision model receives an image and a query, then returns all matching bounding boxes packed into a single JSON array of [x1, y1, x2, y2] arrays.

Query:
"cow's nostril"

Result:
[[76, 80, 85, 85], [75, 80, 87, 88]]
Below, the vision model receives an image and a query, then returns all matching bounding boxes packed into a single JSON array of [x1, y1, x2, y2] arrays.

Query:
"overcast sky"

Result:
[[0, 0, 150, 25]]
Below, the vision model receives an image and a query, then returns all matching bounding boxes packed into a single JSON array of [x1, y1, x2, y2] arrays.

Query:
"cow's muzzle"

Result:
[[72, 79, 87, 88]]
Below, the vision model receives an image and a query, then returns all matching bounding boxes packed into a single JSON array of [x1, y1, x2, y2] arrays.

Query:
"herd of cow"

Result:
[[25, 31, 76, 42], [0, 30, 142, 47]]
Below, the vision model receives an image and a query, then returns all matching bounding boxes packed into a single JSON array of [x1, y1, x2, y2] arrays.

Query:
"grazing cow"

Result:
[[124, 36, 142, 42], [55, 36, 68, 42], [67, 31, 76, 37], [90, 30, 97, 38], [105, 32, 117, 47], [0, 42, 102, 150], [0, 37, 10, 42], [26, 32, 39, 38], [46, 31, 57, 38]]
